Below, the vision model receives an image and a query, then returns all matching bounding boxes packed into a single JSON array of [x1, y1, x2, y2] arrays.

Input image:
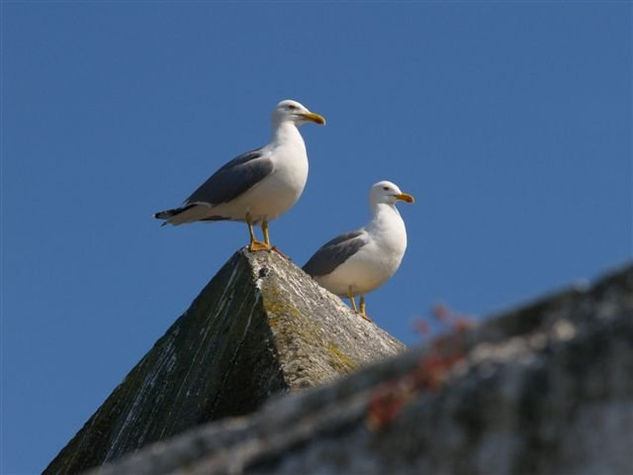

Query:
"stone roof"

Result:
[[45, 249, 404, 474]]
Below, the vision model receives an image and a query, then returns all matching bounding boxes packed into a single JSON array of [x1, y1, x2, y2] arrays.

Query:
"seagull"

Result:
[[154, 99, 325, 251], [303, 181, 414, 321]]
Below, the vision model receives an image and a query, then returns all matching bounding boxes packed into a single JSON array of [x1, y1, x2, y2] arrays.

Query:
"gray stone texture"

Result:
[[45, 249, 404, 474], [87, 263, 633, 475]]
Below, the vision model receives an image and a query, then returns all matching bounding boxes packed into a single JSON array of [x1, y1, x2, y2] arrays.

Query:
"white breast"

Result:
[[315, 206, 407, 297]]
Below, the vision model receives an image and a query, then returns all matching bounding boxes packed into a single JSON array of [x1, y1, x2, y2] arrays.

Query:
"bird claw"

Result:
[[356, 310, 373, 322], [249, 241, 271, 252]]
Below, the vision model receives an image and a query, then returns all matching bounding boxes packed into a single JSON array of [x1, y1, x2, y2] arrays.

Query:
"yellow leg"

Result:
[[246, 216, 269, 252], [263, 220, 291, 259], [347, 286, 358, 313], [359, 296, 372, 322], [262, 220, 271, 247]]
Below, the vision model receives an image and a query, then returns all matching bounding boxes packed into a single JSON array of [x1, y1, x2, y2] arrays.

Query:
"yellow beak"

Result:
[[395, 192, 415, 203], [300, 112, 326, 125]]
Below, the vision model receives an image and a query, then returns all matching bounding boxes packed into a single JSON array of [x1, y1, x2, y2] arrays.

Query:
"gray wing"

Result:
[[185, 148, 273, 205], [303, 230, 368, 277]]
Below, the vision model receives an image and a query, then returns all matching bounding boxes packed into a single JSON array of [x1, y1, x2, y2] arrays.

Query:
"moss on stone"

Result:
[[328, 344, 358, 373], [262, 287, 301, 321]]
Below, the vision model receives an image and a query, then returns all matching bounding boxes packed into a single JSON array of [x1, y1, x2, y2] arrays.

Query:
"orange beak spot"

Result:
[[395, 192, 415, 203]]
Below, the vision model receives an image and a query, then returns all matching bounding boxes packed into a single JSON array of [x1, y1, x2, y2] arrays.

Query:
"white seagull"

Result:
[[303, 181, 414, 321], [154, 99, 325, 251]]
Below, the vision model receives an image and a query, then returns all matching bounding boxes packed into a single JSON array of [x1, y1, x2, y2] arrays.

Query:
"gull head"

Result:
[[272, 99, 326, 127], [370, 180, 415, 207]]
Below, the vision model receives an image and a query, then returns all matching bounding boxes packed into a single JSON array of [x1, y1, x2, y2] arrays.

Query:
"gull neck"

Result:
[[371, 202, 400, 218], [271, 120, 302, 145]]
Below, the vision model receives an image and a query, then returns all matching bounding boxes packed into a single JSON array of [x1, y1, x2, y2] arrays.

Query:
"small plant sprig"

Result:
[[366, 304, 474, 430]]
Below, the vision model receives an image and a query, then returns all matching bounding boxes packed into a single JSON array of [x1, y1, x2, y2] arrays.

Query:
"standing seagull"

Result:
[[154, 99, 325, 251], [303, 181, 414, 321]]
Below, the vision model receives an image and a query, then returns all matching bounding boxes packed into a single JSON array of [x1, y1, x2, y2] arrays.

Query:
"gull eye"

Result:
[[383, 186, 390, 191], [287, 104, 297, 110]]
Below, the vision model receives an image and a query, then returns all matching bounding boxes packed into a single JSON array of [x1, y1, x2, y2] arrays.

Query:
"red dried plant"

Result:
[[366, 304, 473, 430]]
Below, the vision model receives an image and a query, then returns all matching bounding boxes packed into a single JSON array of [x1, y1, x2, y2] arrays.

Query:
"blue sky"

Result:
[[2, 2, 631, 473]]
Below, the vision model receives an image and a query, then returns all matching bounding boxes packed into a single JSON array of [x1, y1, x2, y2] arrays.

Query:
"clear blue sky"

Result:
[[2, 2, 631, 473]]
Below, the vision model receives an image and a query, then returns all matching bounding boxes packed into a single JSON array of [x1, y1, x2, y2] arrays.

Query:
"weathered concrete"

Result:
[[88, 263, 633, 475], [45, 249, 404, 474]]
